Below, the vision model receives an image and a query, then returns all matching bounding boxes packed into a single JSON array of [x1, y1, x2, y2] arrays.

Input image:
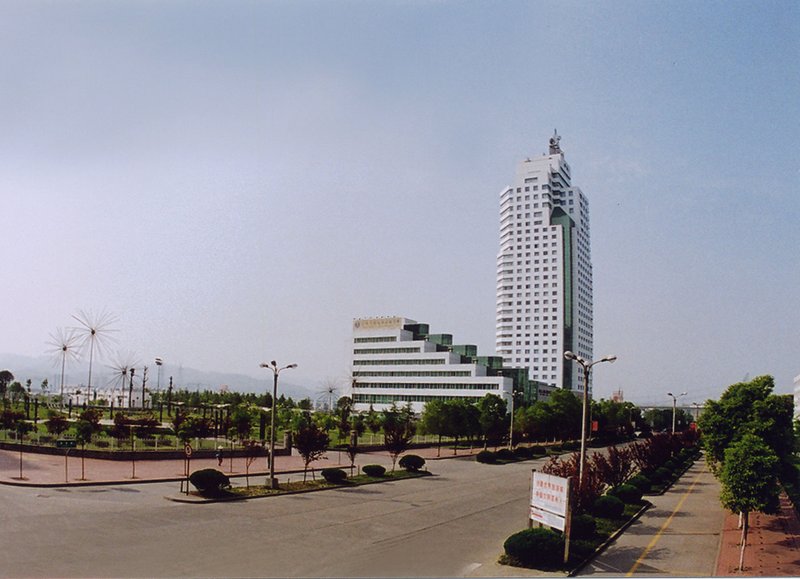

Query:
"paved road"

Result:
[[1, 452, 545, 578], [577, 460, 725, 577]]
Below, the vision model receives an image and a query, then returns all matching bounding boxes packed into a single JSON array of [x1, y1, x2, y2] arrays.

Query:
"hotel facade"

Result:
[[349, 316, 531, 413], [495, 132, 594, 393]]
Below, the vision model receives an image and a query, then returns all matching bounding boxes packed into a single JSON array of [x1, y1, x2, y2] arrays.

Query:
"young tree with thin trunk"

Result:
[[383, 404, 416, 471], [719, 434, 780, 571], [294, 421, 330, 482]]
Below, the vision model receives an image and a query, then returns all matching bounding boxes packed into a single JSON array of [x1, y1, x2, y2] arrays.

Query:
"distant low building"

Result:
[[349, 316, 540, 413]]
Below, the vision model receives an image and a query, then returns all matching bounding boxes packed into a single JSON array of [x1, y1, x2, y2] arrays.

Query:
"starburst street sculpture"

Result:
[[46, 328, 81, 411], [72, 309, 118, 404], [106, 351, 139, 409]]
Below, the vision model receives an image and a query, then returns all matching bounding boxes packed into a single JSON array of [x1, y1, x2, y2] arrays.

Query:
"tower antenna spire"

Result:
[[549, 129, 562, 154]]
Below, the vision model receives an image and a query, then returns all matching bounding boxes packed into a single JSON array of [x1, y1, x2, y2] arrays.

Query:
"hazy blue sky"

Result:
[[1, 1, 798, 405]]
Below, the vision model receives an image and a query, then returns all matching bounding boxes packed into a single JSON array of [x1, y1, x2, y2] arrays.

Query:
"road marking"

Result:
[[625, 464, 707, 577]]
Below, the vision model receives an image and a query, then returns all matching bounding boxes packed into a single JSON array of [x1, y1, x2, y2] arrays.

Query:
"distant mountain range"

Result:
[[0, 353, 316, 401]]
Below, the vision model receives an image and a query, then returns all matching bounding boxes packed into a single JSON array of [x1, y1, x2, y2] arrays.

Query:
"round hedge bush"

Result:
[[361, 464, 386, 477], [476, 450, 497, 464], [653, 467, 672, 484], [592, 495, 625, 519], [189, 468, 231, 497], [320, 468, 348, 484], [503, 527, 564, 568], [562, 441, 579, 451], [530, 445, 547, 456], [608, 483, 643, 504], [570, 513, 597, 540], [664, 459, 677, 471], [398, 454, 426, 472], [513, 446, 531, 459], [496, 448, 515, 461], [629, 474, 651, 492]]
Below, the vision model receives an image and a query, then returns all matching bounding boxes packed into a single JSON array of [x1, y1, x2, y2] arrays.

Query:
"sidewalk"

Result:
[[0, 443, 480, 487], [716, 493, 800, 576]]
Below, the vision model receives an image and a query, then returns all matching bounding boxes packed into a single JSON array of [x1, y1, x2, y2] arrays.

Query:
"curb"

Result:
[[567, 500, 653, 577], [0, 466, 336, 489]]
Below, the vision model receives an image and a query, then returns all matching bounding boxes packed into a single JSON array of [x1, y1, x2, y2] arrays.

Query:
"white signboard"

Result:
[[530, 505, 566, 531], [531, 471, 569, 517]]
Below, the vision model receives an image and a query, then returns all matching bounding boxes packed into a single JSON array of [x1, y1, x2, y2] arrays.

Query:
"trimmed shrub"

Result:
[[549, 444, 563, 452], [189, 469, 231, 497], [608, 483, 643, 504], [361, 464, 386, 477], [496, 448, 515, 461], [95, 440, 110, 448], [476, 450, 497, 464], [320, 468, 348, 484], [530, 445, 547, 456], [653, 467, 672, 484], [570, 513, 597, 540], [592, 495, 625, 519], [503, 527, 565, 568], [513, 446, 531, 459], [398, 454, 426, 472], [664, 459, 677, 471], [562, 441, 579, 451], [570, 539, 596, 560]]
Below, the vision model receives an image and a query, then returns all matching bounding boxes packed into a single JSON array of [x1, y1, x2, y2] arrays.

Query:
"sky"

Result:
[[1, 1, 798, 406]]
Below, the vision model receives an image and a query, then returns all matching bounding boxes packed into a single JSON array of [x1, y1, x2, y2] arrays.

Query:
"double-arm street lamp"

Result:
[[564, 351, 617, 487], [260, 360, 297, 489], [667, 391, 687, 433]]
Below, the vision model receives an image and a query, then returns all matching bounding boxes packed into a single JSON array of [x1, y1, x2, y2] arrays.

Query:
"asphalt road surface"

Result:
[[1, 453, 545, 578]]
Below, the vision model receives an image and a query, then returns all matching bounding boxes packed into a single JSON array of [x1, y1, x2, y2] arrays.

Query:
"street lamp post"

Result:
[[564, 351, 617, 487], [667, 391, 688, 433], [260, 360, 297, 490], [508, 390, 520, 450]]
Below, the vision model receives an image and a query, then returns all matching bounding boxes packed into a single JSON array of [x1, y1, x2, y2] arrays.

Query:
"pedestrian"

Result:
[[216, 446, 223, 466]]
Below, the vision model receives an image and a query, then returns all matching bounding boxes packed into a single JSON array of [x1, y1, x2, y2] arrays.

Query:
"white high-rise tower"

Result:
[[495, 132, 593, 394]]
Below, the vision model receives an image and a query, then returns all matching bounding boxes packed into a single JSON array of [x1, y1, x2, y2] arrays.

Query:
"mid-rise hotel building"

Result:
[[350, 316, 531, 413], [496, 132, 594, 393]]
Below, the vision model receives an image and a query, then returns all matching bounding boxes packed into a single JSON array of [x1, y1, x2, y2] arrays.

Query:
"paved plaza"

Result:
[[2, 447, 800, 577]]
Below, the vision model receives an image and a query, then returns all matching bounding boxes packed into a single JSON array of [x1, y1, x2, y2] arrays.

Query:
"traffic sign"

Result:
[[184, 444, 193, 457], [56, 440, 77, 449]]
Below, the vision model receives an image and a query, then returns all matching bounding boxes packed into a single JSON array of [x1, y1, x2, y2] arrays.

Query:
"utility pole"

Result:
[[141, 366, 148, 409]]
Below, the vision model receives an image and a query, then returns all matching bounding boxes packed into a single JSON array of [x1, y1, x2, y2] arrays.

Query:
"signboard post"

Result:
[[530, 470, 573, 564], [57, 439, 77, 483], [183, 443, 193, 495]]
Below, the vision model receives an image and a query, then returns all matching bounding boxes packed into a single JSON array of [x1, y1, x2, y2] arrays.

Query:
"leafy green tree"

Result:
[[477, 394, 508, 450], [519, 400, 552, 442], [230, 404, 255, 441], [297, 397, 313, 411], [546, 388, 582, 441], [335, 396, 354, 439], [8, 381, 25, 406], [699, 375, 793, 471], [421, 400, 448, 456], [294, 422, 330, 482], [365, 405, 382, 437], [719, 434, 781, 570], [74, 419, 97, 480], [45, 411, 69, 437], [0, 370, 13, 405], [40, 378, 49, 395], [383, 404, 416, 470]]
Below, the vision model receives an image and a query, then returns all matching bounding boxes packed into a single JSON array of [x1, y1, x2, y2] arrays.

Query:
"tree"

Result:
[[294, 422, 330, 482], [230, 405, 255, 442], [719, 434, 781, 571], [45, 411, 70, 437], [365, 405, 382, 438], [383, 404, 416, 470], [477, 394, 508, 450], [546, 388, 582, 441], [40, 379, 49, 395], [335, 396, 354, 440], [0, 370, 14, 405], [74, 419, 96, 480], [8, 381, 25, 406], [699, 375, 792, 472], [14, 419, 34, 479], [421, 400, 448, 457]]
